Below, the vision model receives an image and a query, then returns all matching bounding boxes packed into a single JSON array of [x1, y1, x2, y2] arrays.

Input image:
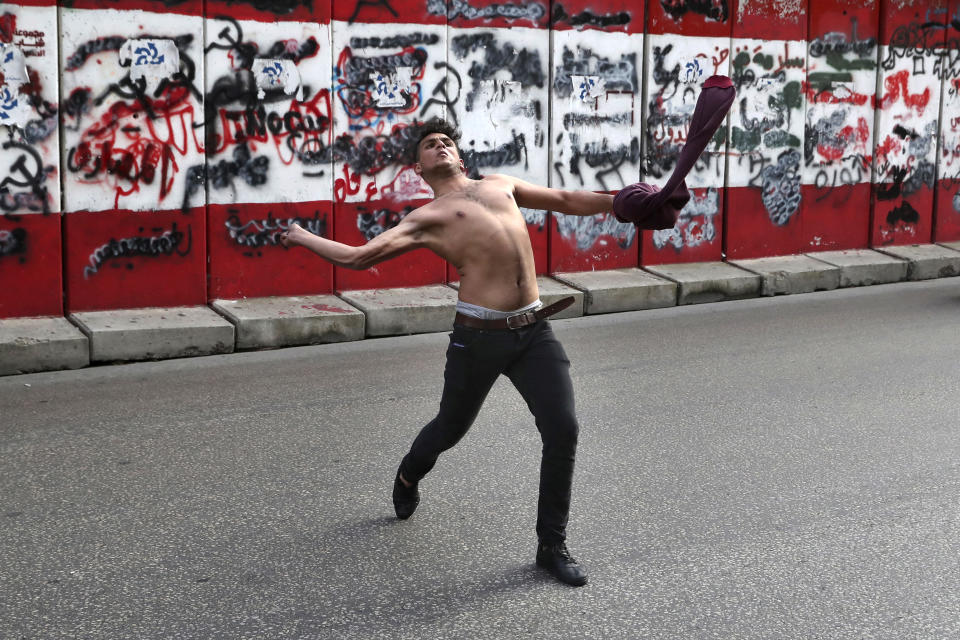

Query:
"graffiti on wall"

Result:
[[803, 16, 876, 204], [201, 16, 333, 208], [937, 19, 960, 218], [644, 37, 730, 183], [872, 8, 946, 243], [448, 29, 547, 182], [225, 209, 327, 250], [643, 34, 729, 253], [331, 23, 446, 203], [83, 221, 192, 278], [61, 10, 205, 212], [727, 40, 805, 226], [1, 8, 59, 214], [552, 31, 642, 191]]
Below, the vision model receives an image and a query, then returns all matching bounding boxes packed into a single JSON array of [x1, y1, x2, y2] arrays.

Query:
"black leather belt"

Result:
[[454, 296, 575, 330]]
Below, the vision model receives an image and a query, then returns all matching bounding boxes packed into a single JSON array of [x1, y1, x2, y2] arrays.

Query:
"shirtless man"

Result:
[[280, 118, 612, 586]]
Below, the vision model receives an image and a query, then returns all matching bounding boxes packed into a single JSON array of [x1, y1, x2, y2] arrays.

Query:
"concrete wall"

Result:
[[1, 0, 959, 317]]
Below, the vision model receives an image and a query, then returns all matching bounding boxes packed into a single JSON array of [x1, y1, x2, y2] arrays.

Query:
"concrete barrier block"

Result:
[[728, 255, 842, 296], [805, 249, 908, 287], [533, 277, 584, 319], [0, 317, 89, 377], [940, 241, 960, 253], [643, 262, 761, 306], [69, 307, 235, 363], [874, 244, 960, 280], [210, 296, 365, 349], [338, 286, 459, 337], [552, 268, 677, 314]]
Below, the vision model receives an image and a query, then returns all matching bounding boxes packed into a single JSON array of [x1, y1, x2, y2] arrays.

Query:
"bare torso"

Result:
[[414, 174, 538, 311]]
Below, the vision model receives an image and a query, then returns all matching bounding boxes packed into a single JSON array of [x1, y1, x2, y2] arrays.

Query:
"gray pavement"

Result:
[[2, 278, 960, 638]]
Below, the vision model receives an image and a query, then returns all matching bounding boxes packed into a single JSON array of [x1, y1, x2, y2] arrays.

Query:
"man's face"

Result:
[[415, 133, 464, 177]]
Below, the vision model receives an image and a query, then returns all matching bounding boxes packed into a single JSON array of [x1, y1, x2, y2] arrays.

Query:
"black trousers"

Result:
[[399, 319, 579, 544]]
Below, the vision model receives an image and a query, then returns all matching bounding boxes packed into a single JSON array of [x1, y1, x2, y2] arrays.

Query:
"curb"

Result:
[[3, 244, 959, 376]]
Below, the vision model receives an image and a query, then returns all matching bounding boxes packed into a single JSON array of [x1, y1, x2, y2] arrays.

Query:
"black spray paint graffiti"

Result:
[[63, 36, 127, 71], [350, 33, 439, 50], [341, 49, 427, 89], [216, 0, 312, 15], [347, 0, 399, 24], [83, 223, 192, 278], [551, 3, 631, 28], [357, 205, 414, 241], [1, 139, 52, 214], [555, 212, 636, 251], [874, 120, 938, 202], [93, 33, 202, 113], [882, 20, 947, 71], [206, 16, 319, 72], [225, 210, 326, 248], [450, 34, 545, 111], [332, 125, 423, 180], [427, 0, 546, 23], [565, 134, 641, 191], [563, 112, 632, 128], [182, 144, 270, 210], [645, 45, 687, 179], [461, 132, 527, 178], [652, 188, 719, 251], [886, 201, 920, 228], [420, 61, 462, 123], [0, 228, 27, 261], [807, 20, 876, 60], [554, 46, 637, 99], [659, 0, 728, 23], [203, 16, 331, 186], [749, 149, 801, 226]]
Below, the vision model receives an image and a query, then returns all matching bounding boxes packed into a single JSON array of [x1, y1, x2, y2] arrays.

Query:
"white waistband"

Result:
[[455, 299, 542, 320]]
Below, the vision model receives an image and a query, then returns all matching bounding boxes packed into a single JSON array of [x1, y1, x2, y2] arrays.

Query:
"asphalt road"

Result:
[[3, 278, 960, 639]]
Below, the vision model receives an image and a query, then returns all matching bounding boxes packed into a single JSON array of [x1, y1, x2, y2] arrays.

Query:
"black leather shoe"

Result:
[[392, 470, 420, 519], [536, 541, 587, 586]]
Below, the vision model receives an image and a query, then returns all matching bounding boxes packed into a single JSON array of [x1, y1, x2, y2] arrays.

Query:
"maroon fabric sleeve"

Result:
[[613, 75, 736, 230]]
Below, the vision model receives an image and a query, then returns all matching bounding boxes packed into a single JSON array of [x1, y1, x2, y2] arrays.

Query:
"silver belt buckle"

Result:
[[506, 310, 535, 329]]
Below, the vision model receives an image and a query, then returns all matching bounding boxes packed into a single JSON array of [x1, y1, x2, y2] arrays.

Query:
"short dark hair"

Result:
[[414, 117, 461, 161]]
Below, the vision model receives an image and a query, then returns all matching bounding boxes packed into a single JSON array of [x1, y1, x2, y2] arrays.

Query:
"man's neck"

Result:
[[426, 173, 472, 198]]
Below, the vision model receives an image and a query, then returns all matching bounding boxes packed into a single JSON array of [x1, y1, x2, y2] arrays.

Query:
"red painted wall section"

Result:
[[63, 208, 206, 312], [871, 0, 948, 246], [333, 198, 445, 290], [934, 2, 960, 242], [332, 0, 445, 25], [801, 0, 878, 252], [552, 208, 638, 273], [207, 202, 333, 300], [0, 214, 61, 317], [734, 0, 805, 41], [206, 0, 329, 24], [646, 0, 731, 36], [550, 0, 643, 34]]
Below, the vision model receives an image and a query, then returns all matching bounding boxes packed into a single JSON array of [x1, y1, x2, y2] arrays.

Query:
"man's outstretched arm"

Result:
[[508, 175, 615, 216], [280, 213, 431, 270]]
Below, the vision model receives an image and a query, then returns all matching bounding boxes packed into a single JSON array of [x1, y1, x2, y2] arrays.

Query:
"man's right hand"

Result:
[[280, 222, 304, 248]]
